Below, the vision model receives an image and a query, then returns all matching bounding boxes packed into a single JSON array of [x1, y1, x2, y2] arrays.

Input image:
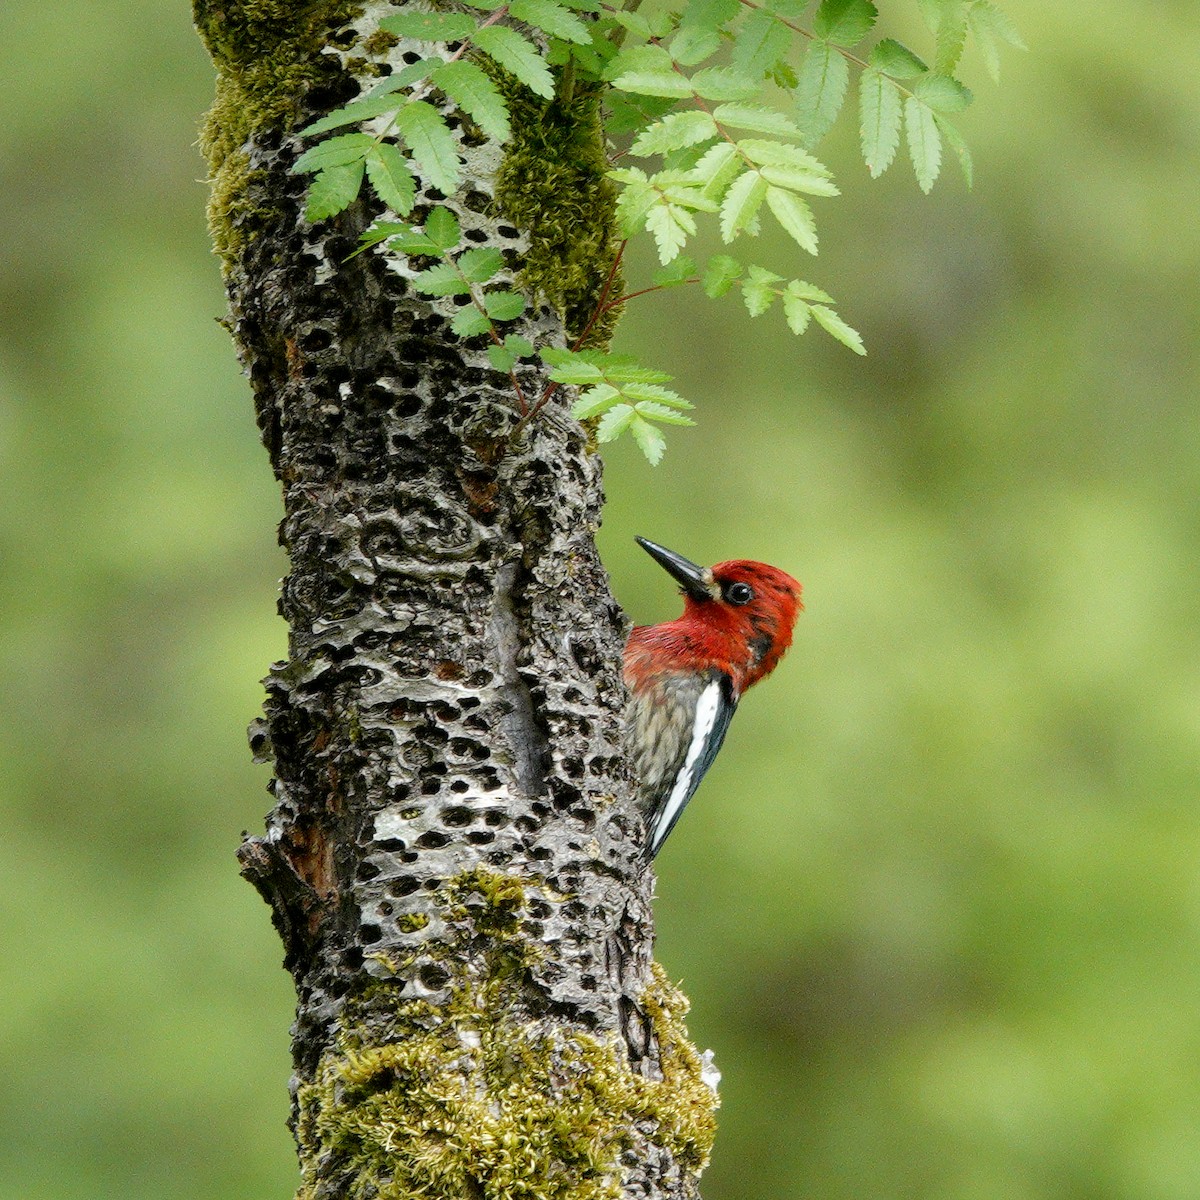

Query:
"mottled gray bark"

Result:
[[195, 4, 717, 1198]]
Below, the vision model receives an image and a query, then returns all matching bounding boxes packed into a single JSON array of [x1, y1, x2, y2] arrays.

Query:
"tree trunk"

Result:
[[193, 4, 718, 1198]]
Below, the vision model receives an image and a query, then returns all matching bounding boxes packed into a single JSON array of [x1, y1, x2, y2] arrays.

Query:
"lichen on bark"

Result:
[[194, 0, 364, 267], [296, 872, 716, 1200]]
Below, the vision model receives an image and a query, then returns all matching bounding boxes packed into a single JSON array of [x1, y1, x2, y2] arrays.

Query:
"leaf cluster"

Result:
[[291, 0, 1021, 462], [355, 205, 528, 341]]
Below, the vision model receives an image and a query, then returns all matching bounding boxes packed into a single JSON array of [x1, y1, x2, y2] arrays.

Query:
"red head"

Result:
[[627, 537, 803, 694]]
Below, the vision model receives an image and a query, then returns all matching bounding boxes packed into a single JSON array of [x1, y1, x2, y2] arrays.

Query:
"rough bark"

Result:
[[194, 4, 718, 1199]]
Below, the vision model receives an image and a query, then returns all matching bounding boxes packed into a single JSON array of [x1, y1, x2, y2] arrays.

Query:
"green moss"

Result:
[[361, 29, 400, 57], [193, 0, 364, 268], [395, 912, 429, 933], [492, 75, 623, 345], [295, 870, 717, 1200]]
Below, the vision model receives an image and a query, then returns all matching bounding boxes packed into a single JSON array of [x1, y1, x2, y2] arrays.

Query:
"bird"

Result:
[[624, 536, 803, 859]]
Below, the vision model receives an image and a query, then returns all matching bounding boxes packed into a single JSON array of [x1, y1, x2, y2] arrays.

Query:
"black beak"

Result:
[[635, 536, 713, 602]]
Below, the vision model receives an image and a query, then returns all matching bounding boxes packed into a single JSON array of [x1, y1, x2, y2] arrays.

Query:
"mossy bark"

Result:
[[193, 4, 716, 1198]]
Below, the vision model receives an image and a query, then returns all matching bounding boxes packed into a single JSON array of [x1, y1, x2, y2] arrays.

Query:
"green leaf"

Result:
[[603, 362, 675, 384], [736, 140, 832, 174], [652, 255, 698, 286], [917, 0, 951, 30], [859, 68, 902, 176], [904, 94, 942, 191], [645, 202, 697, 265], [712, 103, 802, 137], [691, 143, 742, 203], [362, 59, 441, 100], [702, 254, 744, 298], [678, 0, 740, 31], [610, 67, 694, 98], [868, 38, 928, 79], [395, 100, 460, 194], [451, 307, 492, 337], [914, 73, 972, 113], [457, 247, 505, 283], [510, 0, 592, 42], [631, 401, 694, 425], [424, 206, 461, 251], [656, 174, 719, 211], [305, 161, 365, 221], [742, 265, 784, 316], [621, 383, 693, 407], [719, 170, 768, 242], [784, 278, 835, 303], [597, 403, 638, 442], [379, 10, 476, 40], [812, 0, 878, 47], [782, 289, 812, 334], [299, 93, 405, 138], [542, 345, 592, 366], [766, 187, 818, 254], [603, 43, 674, 83], [472, 25, 555, 99], [934, 3, 968, 73], [483, 290, 526, 320], [810, 303, 866, 353], [769, 59, 799, 90], [631, 111, 719, 156], [504, 334, 535, 357], [352, 221, 409, 258], [551, 359, 607, 386], [689, 67, 760, 101], [365, 143, 417, 215], [604, 93, 666, 139], [609, 9, 655, 39], [610, 168, 659, 236], [385, 228, 442, 255], [970, 0, 1025, 47], [488, 343, 517, 372], [936, 115, 973, 187], [293, 132, 373, 174], [731, 9, 793, 79], [794, 40, 850, 148], [669, 25, 722, 66], [968, 0, 1026, 81], [412, 262, 471, 295], [431, 60, 512, 142], [573, 383, 621, 419], [758, 163, 839, 197], [628, 415, 668, 465]]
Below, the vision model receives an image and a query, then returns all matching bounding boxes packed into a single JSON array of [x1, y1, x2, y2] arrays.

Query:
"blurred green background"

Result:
[[2, 3, 1198, 1198]]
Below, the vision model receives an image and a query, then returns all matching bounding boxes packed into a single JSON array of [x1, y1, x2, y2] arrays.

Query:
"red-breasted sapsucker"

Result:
[[625, 537, 803, 859]]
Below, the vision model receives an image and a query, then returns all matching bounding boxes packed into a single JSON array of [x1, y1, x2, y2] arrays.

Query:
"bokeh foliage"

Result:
[[1, 3, 1198, 1199]]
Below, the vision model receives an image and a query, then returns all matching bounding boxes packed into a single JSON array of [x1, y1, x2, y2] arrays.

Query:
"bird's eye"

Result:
[[726, 582, 754, 605]]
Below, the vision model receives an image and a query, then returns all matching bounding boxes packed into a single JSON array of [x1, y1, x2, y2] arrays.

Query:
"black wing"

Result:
[[645, 673, 738, 858]]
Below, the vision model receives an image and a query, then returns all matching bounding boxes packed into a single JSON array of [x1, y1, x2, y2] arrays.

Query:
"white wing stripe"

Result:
[[649, 679, 722, 851]]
